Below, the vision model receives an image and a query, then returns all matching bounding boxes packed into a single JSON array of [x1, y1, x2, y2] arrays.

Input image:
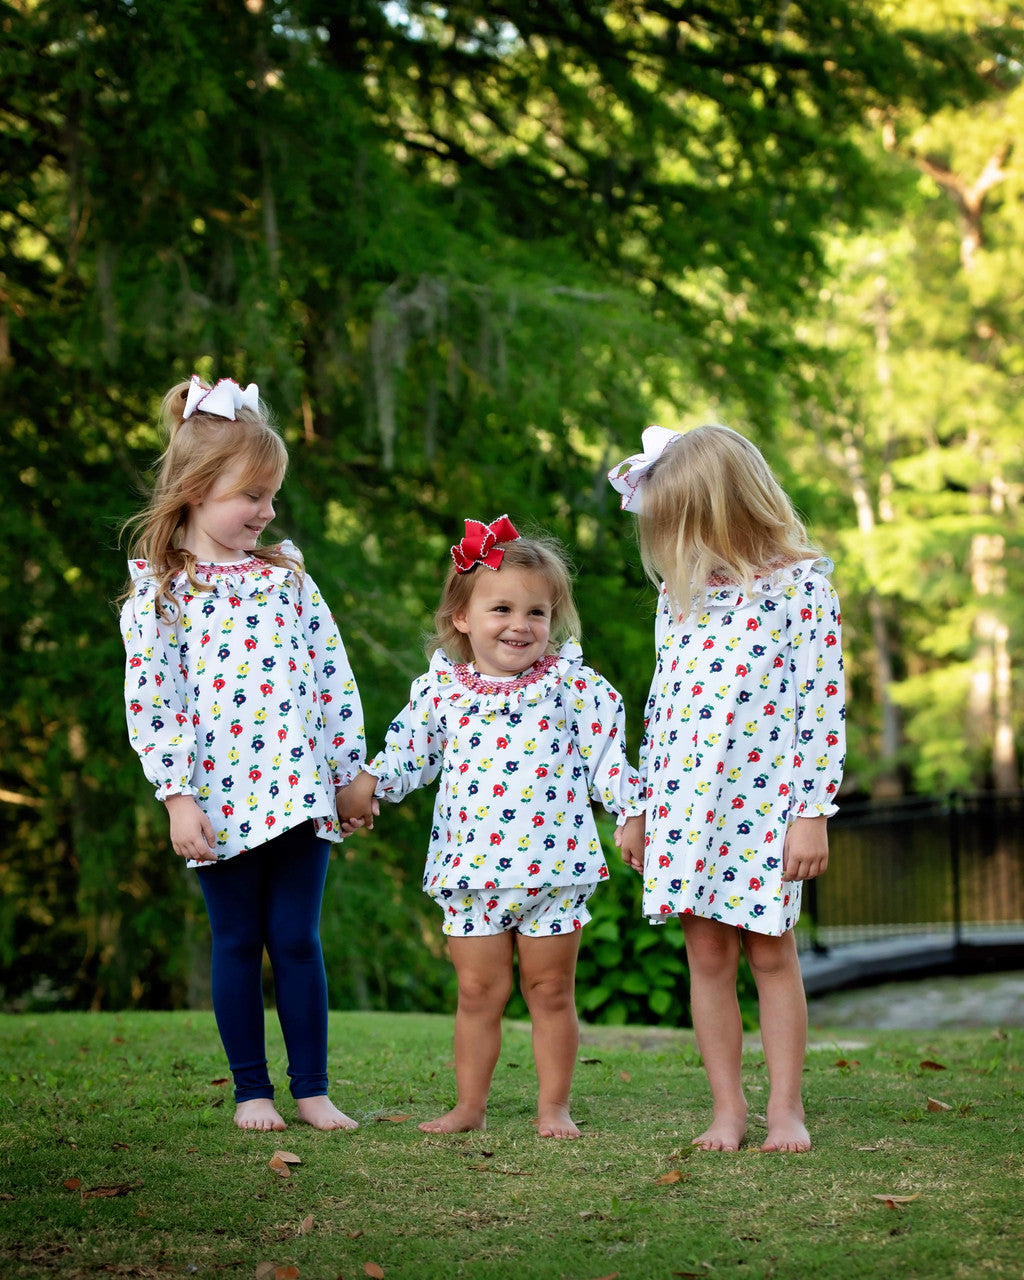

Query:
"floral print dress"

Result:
[[640, 557, 845, 935], [365, 641, 643, 902], [120, 541, 364, 865]]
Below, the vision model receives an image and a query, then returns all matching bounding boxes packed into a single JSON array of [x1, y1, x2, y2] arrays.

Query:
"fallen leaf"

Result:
[[655, 1169, 689, 1185], [297, 1215, 314, 1236], [82, 1184, 135, 1199], [363, 1265, 384, 1279], [377, 1115, 411, 1124], [210, 1077, 230, 1086], [63, 1178, 81, 1191], [835, 1059, 860, 1069], [872, 1193, 920, 1207], [346, 1229, 365, 1239], [268, 1156, 292, 1179], [272, 1150, 302, 1164], [920, 1060, 946, 1071], [926, 1098, 951, 1112], [111, 1142, 129, 1151], [619, 1071, 631, 1083], [275, 1268, 299, 1280]]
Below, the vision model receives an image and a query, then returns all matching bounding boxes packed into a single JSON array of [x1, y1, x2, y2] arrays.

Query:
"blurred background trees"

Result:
[[2, 0, 1022, 1019]]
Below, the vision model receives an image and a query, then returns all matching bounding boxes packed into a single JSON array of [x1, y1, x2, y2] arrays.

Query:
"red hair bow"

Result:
[[451, 514, 520, 574]]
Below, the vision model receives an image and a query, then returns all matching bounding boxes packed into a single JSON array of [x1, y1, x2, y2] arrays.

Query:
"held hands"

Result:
[[337, 771, 380, 836], [614, 814, 646, 874], [781, 815, 829, 882], [165, 794, 218, 863]]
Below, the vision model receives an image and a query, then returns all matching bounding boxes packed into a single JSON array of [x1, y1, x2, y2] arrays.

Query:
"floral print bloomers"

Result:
[[364, 640, 643, 926], [120, 541, 365, 865], [640, 557, 845, 936]]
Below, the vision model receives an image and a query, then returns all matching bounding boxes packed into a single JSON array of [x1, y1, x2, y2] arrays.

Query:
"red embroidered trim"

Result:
[[452, 653, 560, 696], [193, 556, 274, 581]]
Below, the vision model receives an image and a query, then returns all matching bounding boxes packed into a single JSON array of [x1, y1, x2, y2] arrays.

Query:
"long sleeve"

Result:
[[790, 571, 846, 816], [296, 569, 365, 787], [562, 668, 644, 818], [120, 588, 197, 801], [365, 674, 443, 802]]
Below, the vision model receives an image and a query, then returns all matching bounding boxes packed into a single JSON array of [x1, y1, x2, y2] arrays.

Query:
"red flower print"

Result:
[[129, 656, 142, 668], [695, 859, 705, 872], [735, 664, 748, 676], [591, 722, 602, 734], [459, 716, 470, 726], [213, 678, 225, 691], [493, 783, 505, 797], [703, 639, 714, 649], [826, 732, 839, 746], [825, 633, 837, 646], [748, 749, 761, 762], [801, 607, 812, 620], [244, 637, 257, 651], [288, 774, 298, 786], [691, 683, 703, 695], [747, 618, 758, 630], [826, 684, 838, 697], [528, 863, 541, 875], [536, 766, 548, 778], [532, 815, 544, 827], [659, 855, 670, 867], [222, 803, 234, 817], [660, 904, 673, 914], [230, 723, 243, 737], [731, 797, 744, 809], [778, 783, 790, 795], [249, 769, 262, 781], [490, 833, 502, 845], [497, 737, 509, 749], [265, 815, 275, 828], [260, 683, 273, 696], [539, 718, 549, 730], [203, 760, 215, 772], [749, 877, 761, 890]]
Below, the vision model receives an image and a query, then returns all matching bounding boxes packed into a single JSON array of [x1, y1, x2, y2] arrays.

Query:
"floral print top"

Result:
[[365, 641, 643, 897], [640, 557, 845, 935], [120, 541, 364, 865]]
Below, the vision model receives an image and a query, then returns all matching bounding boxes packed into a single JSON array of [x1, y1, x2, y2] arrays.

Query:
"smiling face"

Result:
[[452, 565, 554, 677], [180, 458, 283, 563]]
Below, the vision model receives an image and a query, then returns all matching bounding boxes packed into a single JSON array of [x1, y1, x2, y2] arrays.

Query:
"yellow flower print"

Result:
[[476, 805, 491, 819], [247, 793, 259, 810], [553, 859, 565, 873], [237, 661, 250, 677]]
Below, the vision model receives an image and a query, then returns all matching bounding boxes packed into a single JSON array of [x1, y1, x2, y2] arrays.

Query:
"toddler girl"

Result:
[[340, 516, 643, 1138]]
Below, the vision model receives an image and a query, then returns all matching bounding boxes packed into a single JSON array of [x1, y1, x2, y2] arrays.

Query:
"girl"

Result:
[[340, 516, 643, 1139], [120, 375, 365, 1133], [609, 424, 846, 1153]]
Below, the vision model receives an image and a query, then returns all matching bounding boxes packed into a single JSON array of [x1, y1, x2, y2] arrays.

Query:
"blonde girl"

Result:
[[610, 424, 846, 1152], [341, 516, 643, 1138], [120, 376, 365, 1132]]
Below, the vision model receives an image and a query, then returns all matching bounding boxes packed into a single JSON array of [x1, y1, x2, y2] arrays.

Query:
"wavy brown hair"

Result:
[[121, 380, 296, 619], [428, 533, 581, 664], [636, 423, 820, 617]]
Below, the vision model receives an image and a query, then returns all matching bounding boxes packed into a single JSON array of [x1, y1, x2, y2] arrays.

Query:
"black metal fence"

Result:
[[799, 791, 1024, 955]]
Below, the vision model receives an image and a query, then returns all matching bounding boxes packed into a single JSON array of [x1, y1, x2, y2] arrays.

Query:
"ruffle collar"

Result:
[[693, 556, 832, 609], [431, 640, 584, 711], [127, 539, 301, 599]]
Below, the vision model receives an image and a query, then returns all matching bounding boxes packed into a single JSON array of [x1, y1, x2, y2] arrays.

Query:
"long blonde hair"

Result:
[[429, 533, 581, 663], [122, 380, 295, 618], [637, 423, 820, 617]]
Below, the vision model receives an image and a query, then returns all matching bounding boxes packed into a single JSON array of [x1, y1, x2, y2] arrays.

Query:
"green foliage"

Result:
[[3, 0, 1024, 1011]]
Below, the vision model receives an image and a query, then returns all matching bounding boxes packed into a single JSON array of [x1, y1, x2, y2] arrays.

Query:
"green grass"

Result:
[[1, 1010, 1021, 1279]]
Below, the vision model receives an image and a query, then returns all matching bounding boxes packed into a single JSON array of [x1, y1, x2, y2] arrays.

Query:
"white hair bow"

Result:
[[607, 425, 681, 512], [182, 375, 260, 421]]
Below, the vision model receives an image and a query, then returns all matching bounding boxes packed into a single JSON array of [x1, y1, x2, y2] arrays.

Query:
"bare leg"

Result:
[[419, 933, 514, 1134], [742, 929, 811, 1152], [234, 1099, 287, 1131], [681, 915, 747, 1150], [517, 932, 583, 1138]]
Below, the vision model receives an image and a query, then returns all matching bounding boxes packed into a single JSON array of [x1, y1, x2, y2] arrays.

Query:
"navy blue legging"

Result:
[[196, 821, 330, 1103]]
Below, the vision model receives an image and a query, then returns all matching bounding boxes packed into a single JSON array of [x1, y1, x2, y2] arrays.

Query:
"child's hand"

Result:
[[782, 815, 829, 881], [337, 771, 380, 834], [614, 814, 646, 874], [165, 793, 218, 862]]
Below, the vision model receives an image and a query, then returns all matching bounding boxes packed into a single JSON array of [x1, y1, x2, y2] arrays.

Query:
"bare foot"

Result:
[[692, 1110, 747, 1151], [234, 1099, 287, 1131], [761, 1108, 810, 1152], [417, 1104, 486, 1134], [295, 1095, 358, 1131], [536, 1105, 581, 1140]]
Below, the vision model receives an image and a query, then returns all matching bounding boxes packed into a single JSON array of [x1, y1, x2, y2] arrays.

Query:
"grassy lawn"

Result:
[[1, 1010, 1021, 1279]]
